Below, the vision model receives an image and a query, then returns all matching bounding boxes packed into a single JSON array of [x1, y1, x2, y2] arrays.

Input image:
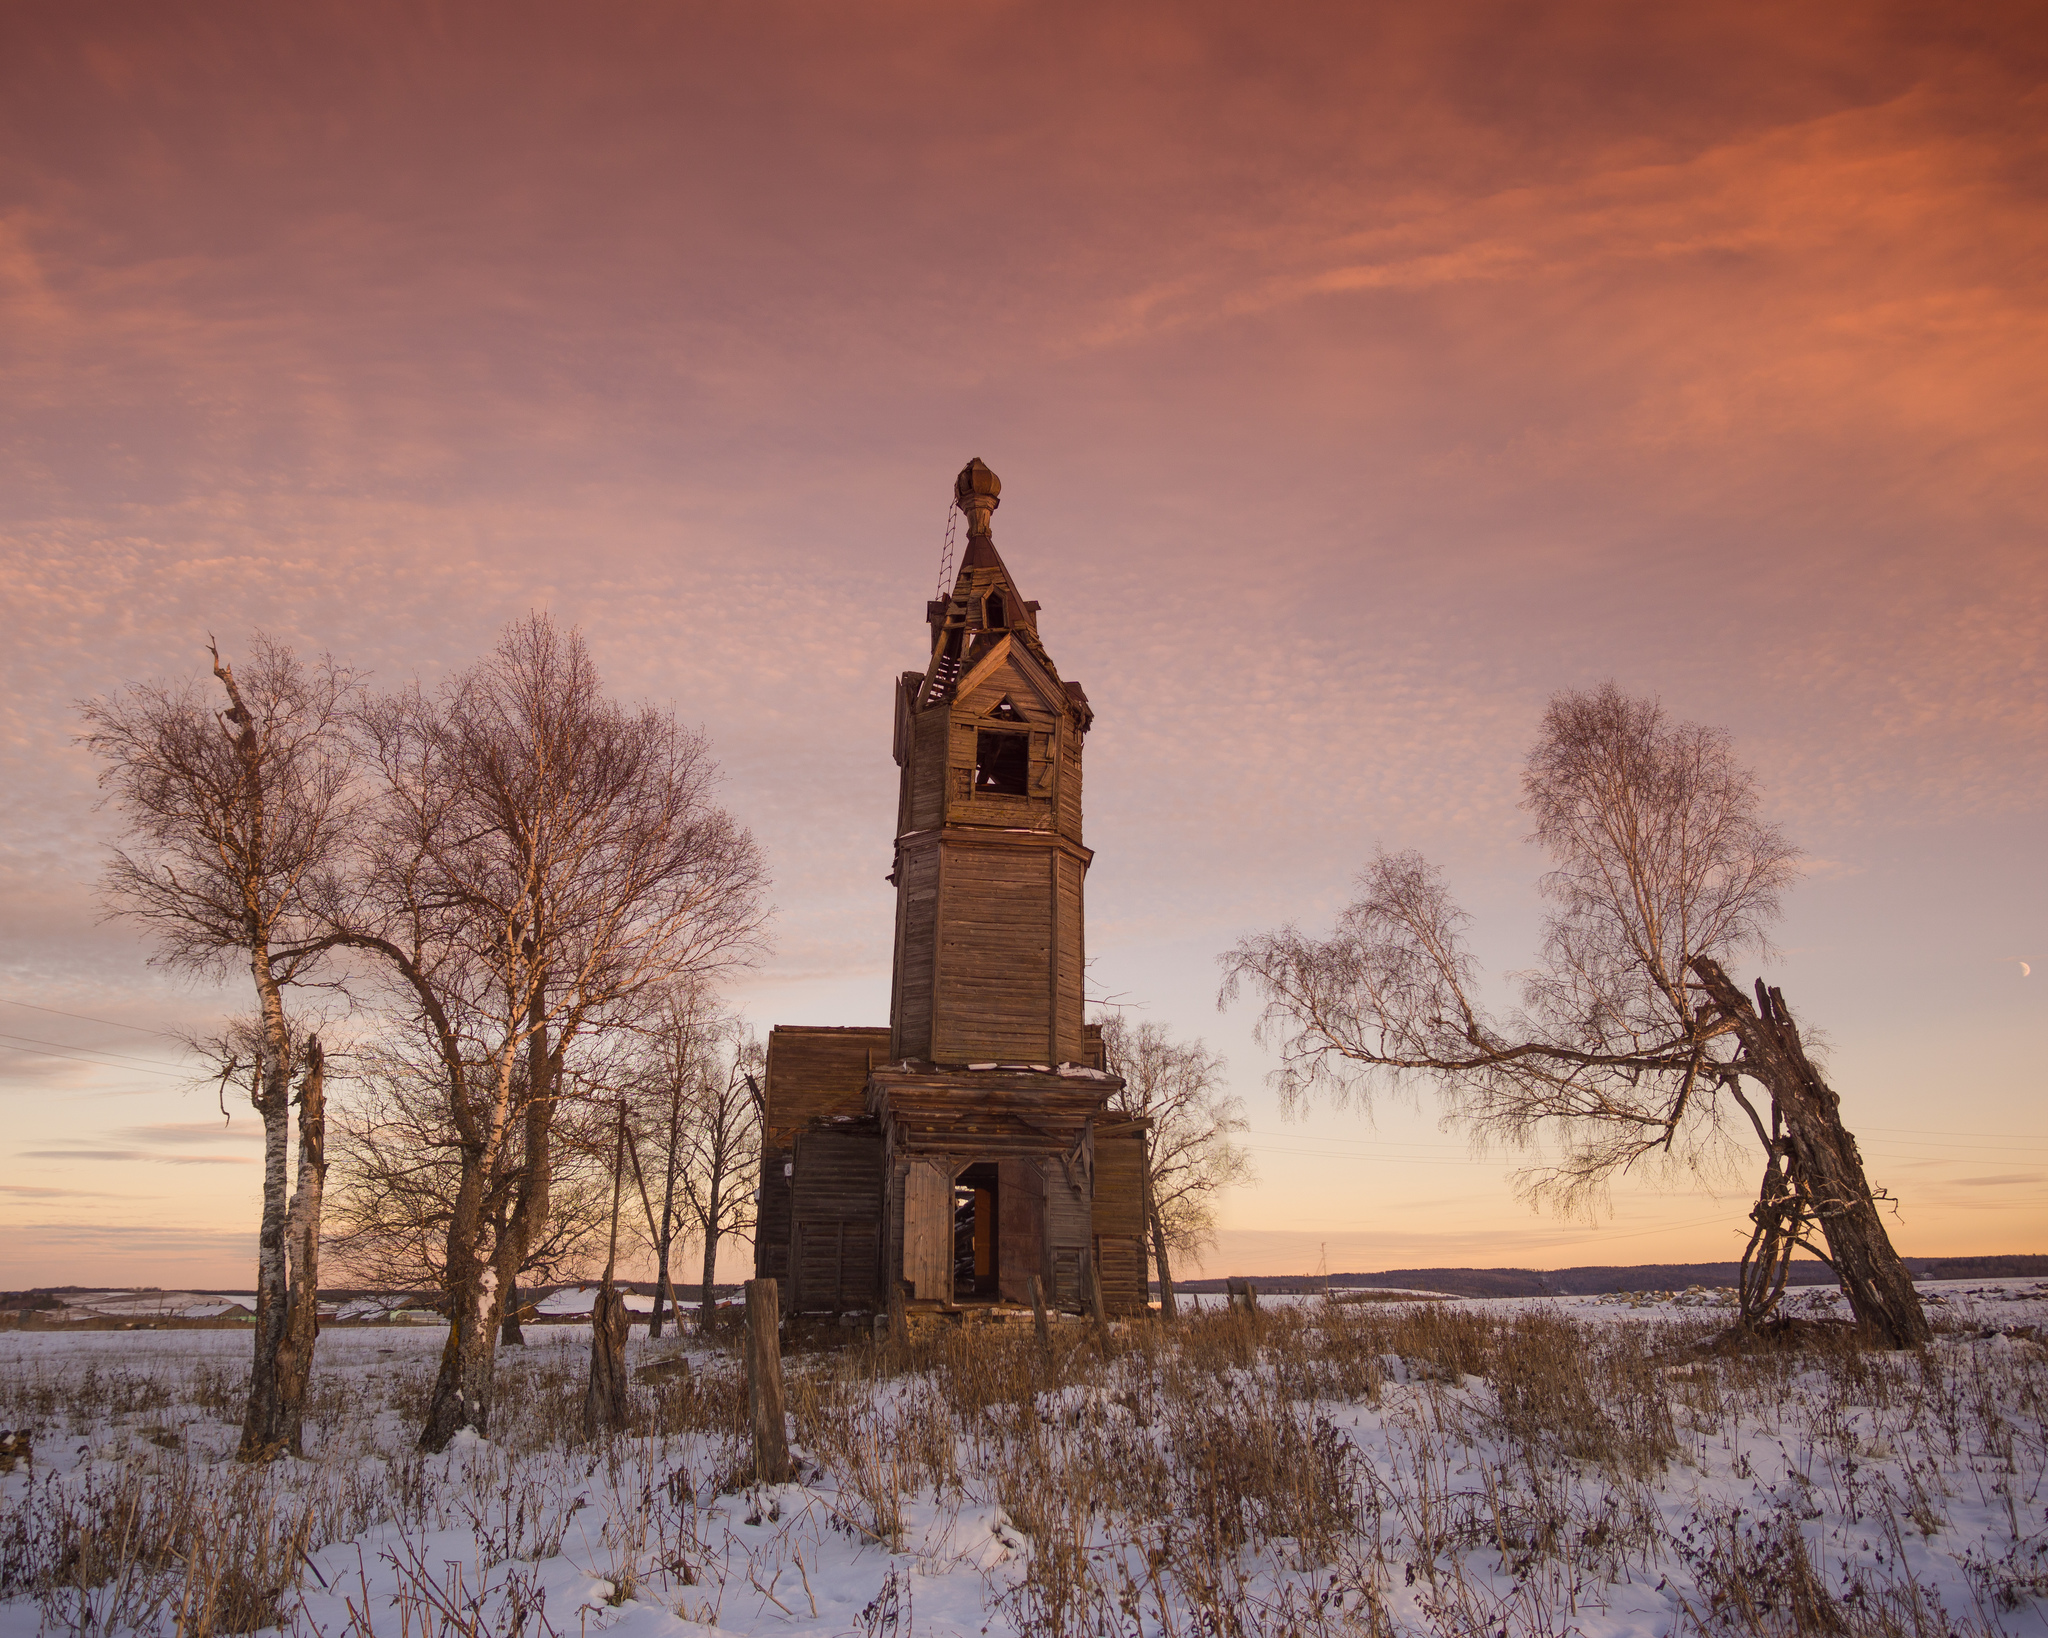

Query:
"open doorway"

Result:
[[952, 1162, 1000, 1300]]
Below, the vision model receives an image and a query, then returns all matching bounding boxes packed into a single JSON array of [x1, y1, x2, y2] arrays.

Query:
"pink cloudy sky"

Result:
[[2, 1, 2043, 1288]]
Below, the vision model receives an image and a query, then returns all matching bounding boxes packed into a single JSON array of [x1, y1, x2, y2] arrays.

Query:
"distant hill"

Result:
[[1166, 1255, 2048, 1299]]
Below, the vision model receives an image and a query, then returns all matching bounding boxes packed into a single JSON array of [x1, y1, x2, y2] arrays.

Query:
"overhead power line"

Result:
[[0, 1040, 188, 1079], [0, 1030, 189, 1072], [0, 996, 185, 1041]]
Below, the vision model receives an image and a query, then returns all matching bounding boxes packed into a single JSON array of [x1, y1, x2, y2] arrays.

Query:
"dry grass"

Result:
[[2, 1303, 2045, 1636]]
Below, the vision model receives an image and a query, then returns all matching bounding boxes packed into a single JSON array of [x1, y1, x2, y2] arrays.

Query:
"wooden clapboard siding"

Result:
[[997, 1157, 1046, 1304], [758, 1026, 887, 1284], [1092, 1132, 1147, 1238], [1096, 1235, 1146, 1315], [795, 1221, 880, 1314], [789, 1126, 883, 1312], [903, 1161, 952, 1300], [909, 706, 949, 832], [1054, 850, 1086, 1063], [1056, 722, 1083, 840], [761, 1025, 890, 1143], [890, 845, 939, 1062], [934, 844, 1054, 1063], [1092, 1131, 1150, 1314], [792, 1126, 882, 1217], [1044, 1153, 1092, 1311]]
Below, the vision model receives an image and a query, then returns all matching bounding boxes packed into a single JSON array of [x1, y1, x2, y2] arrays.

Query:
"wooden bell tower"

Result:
[[755, 458, 1149, 1322], [888, 457, 1095, 1067]]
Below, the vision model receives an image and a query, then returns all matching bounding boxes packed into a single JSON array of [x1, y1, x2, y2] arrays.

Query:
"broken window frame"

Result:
[[973, 727, 1030, 796]]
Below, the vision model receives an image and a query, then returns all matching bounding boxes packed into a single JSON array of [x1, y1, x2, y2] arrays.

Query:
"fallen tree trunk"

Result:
[[1691, 956, 1930, 1349]]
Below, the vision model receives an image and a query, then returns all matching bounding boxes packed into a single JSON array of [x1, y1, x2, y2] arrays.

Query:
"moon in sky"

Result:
[[2024, 962, 2033, 977]]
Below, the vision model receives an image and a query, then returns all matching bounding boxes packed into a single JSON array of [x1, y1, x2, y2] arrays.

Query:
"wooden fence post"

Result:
[[745, 1278, 793, 1484], [1227, 1276, 1259, 1317], [1085, 1249, 1108, 1339], [1028, 1274, 1050, 1351], [887, 1279, 909, 1351], [582, 1102, 632, 1440]]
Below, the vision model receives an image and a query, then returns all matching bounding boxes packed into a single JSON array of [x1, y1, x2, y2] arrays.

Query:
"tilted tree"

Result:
[[82, 638, 359, 1456], [320, 615, 769, 1448], [1220, 682, 1928, 1348], [1097, 1014, 1252, 1321]]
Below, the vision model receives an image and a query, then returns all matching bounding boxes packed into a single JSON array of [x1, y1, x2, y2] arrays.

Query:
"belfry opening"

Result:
[[754, 459, 1151, 1320]]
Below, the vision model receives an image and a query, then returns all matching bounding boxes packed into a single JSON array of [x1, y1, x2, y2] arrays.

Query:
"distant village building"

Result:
[[756, 459, 1151, 1316]]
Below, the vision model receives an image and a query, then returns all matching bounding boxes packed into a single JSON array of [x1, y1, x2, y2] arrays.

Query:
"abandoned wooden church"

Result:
[[754, 459, 1152, 1318]]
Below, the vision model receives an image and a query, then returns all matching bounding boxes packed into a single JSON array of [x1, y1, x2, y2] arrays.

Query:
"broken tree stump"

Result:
[[1227, 1277, 1259, 1316], [582, 1286, 631, 1439], [1691, 957, 1930, 1349], [1028, 1274, 1051, 1350], [745, 1278, 792, 1483]]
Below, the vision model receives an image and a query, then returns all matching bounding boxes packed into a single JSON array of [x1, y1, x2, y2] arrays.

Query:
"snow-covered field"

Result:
[[2, 1280, 2044, 1637]]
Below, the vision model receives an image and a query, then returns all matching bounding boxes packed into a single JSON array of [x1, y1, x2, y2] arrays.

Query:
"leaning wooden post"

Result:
[[745, 1278, 792, 1483], [582, 1101, 632, 1439], [1085, 1248, 1109, 1341], [886, 1280, 910, 1352], [1028, 1274, 1051, 1351]]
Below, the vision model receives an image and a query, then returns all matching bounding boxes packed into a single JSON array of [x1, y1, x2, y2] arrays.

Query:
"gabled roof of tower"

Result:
[[915, 458, 1088, 724]]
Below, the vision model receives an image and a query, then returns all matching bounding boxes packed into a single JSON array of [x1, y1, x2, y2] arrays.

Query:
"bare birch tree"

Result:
[[1221, 682, 1929, 1348], [624, 1013, 763, 1333], [618, 981, 724, 1337], [1098, 1014, 1252, 1320], [679, 1031, 762, 1332], [323, 1041, 614, 1307], [320, 615, 769, 1448], [82, 638, 358, 1456]]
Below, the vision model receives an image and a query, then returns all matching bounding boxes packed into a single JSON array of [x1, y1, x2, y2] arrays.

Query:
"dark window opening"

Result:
[[988, 697, 1023, 721], [975, 729, 1029, 795], [985, 591, 1008, 629]]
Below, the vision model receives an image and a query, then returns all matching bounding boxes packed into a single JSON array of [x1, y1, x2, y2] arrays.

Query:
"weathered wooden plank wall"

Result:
[[1055, 850, 1086, 1063], [756, 1026, 887, 1282], [997, 1156, 1047, 1304], [1094, 1131, 1150, 1315], [909, 706, 948, 831], [762, 1026, 890, 1141], [789, 1126, 883, 1312], [756, 1141, 792, 1284], [1045, 1158, 1092, 1310], [935, 844, 1054, 1063], [903, 1160, 952, 1300], [890, 845, 939, 1061], [1056, 719, 1083, 837]]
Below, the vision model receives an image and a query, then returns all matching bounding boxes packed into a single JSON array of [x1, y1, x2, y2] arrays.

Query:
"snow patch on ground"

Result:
[[0, 1279, 2043, 1636]]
